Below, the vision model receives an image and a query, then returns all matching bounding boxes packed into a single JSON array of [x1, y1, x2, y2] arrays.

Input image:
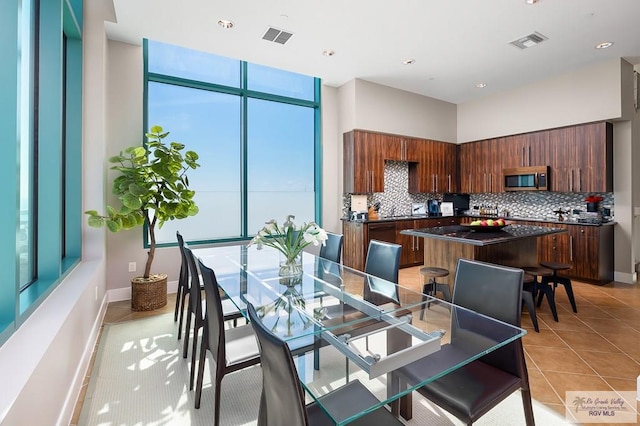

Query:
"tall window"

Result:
[[1, 0, 82, 344], [145, 40, 321, 244], [18, 0, 36, 289]]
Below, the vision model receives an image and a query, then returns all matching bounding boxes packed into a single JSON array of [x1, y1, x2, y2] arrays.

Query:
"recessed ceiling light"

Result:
[[476, 83, 487, 88], [595, 41, 613, 49], [217, 19, 234, 29], [323, 49, 335, 57], [525, 0, 539, 4], [403, 58, 416, 65]]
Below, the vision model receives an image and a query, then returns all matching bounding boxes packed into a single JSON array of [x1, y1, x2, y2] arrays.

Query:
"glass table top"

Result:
[[193, 245, 526, 425]]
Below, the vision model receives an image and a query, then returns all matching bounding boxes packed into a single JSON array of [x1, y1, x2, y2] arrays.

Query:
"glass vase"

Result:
[[279, 253, 303, 278]]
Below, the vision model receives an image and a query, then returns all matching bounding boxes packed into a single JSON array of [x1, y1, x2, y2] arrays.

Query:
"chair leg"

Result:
[[522, 291, 539, 332], [521, 388, 535, 426], [437, 283, 451, 303], [174, 282, 183, 321], [538, 279, 559, 322], [177, 289, 188, 340], [419, 282, 431, 320], [558, 276, 578, 313], [183, 308, 192, 359], [189, 323, 201, 390], [194, 339, 207, 409]]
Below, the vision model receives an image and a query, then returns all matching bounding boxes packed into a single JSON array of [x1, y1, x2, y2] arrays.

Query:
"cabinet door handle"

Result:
[[522, 146, 525, 167], [528, 146, 531, 166], [577, 168, 581, 191], [469, 174, 472, 192], [448, 174, 451, 192], [570, 235, 573, 261], [435, 175, 438, 192], [371, 170, 375, 192]]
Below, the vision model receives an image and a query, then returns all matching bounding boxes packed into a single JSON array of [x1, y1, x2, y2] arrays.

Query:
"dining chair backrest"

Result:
[[452, 258, 524, 377], [363, 239, 401, 305], [197, 257, 227, 372], [247, 303, 309, 426], [176, 231, 189, 292], [319, 232, 343, 264], [184, 246, 204, 321]]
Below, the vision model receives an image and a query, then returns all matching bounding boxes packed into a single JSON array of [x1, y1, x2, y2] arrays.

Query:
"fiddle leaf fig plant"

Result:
[[85, 125, 200, 279]]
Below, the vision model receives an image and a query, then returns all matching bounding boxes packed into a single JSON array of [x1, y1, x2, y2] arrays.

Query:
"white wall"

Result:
[[352, 79, 457, 142], [457, 58, 623, 142]]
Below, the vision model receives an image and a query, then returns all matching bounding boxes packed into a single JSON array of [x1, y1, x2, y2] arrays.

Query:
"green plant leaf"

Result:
[[106, 219, 121, 232], [128, 183, 147, 196], [87, 215, 104, 227], [122, 193, 142, 210]]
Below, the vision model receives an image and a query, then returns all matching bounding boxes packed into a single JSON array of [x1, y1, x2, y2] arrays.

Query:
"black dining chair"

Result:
[[247, 303, 403, 426], [174, 231, 189, 338], [319, 232, 344, 264], [182, 246, 244, 391], [194, 259, 261, 423], [363, 239, 401, 306], [398, 258, 535, 426], [177, 233, 243, 341]]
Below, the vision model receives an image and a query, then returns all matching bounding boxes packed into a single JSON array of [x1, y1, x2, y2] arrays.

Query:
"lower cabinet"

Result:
[[343, 217, 461, 271], [531, 221, 613, 283]]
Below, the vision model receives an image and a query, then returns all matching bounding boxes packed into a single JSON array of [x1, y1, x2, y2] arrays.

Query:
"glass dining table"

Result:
[[193, 245, 526, 425]]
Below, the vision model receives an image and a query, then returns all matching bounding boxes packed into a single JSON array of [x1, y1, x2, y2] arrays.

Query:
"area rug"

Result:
[[78, 313, 571, 425]]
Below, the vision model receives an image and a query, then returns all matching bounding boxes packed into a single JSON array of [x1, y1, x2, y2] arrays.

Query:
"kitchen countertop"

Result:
[[400, 224, 566, 246], [342, 214, 615, 227]]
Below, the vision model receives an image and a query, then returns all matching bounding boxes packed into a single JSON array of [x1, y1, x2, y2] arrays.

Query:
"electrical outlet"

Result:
[[128, 262, 137, 272]]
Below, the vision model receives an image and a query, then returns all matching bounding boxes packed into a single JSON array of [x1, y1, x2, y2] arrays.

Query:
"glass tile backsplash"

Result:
[[342, 161, 613, 220]]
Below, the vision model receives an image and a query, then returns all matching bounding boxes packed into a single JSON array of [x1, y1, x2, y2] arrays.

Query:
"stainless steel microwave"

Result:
[[503, 166, 549, 191]]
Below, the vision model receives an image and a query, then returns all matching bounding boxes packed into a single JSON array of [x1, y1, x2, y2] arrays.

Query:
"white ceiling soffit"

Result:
[[105, 0, 640, 104]]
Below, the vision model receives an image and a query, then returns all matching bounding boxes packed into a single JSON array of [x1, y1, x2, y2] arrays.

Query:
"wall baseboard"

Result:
[[108, 279, 179, 303]]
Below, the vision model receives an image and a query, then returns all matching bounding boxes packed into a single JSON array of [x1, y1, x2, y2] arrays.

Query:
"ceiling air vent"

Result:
[[262, 27, 293, 45], [509, 31, 548, 49]]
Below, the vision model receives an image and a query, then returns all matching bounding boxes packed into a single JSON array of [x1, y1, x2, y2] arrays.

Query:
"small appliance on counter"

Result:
[[443, 193, 470, 215], [412, 202, 426, 215], [427, 199, 441, 217], [440, 202, 454, 217]]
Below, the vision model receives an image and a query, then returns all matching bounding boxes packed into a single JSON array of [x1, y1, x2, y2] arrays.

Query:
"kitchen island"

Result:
[[401, 224, 566, 288]]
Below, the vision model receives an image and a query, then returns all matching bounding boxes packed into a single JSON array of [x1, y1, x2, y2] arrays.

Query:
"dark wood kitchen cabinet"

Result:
[[410, 140, 457, 193], [459, 139, 501, 193], [548, 121, 612, 192], [343, 130, 385, 193], [343, 217, 462, 270], [511, 219, 614, 283], [383, 134, 421, 162]]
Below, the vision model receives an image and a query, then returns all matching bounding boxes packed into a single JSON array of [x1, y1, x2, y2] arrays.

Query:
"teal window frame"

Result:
[[143, 39, 323, 247], [0, 0, 82, 346]]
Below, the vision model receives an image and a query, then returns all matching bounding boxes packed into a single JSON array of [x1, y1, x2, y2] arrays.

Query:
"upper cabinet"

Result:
[[459, 139, 501, 193], [344, 129, 458, 194], [459, 121, 612, 194], [343, 130, 385, 193], [548, 122, 612, 192]]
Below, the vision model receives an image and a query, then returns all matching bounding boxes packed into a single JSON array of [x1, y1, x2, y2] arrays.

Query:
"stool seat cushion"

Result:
[[539, 261, 572, 271], [521, 266, 553, 277], [420, 267, 449, 278]]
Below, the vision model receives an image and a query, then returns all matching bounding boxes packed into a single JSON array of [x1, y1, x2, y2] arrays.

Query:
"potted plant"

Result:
[[85, 125, 200, 311], [584, 195, 603, 212]]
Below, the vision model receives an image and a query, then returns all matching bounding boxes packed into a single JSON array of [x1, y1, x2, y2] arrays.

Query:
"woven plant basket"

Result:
[[131, 273, 167, 311]]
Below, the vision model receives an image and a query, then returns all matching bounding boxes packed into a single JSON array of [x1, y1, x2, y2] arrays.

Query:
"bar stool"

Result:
[[419, 266, 450, 320], [521, 273, 539, 332], [540, 261, 577, 313], [521, 265, 558, 322]]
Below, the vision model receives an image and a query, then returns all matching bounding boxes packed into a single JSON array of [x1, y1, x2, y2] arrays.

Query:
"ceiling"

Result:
[[105, 0, 640, 104]]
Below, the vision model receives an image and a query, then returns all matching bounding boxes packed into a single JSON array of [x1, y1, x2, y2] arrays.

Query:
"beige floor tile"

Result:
[[527, 369, 563, 404], [537, 312, 590, 332], [575, 350, 640, 379], [525, 346, 595, 375], [522, 328, 567, 348], [554, 330, 621, 353], [543, 371, 613, 398]]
